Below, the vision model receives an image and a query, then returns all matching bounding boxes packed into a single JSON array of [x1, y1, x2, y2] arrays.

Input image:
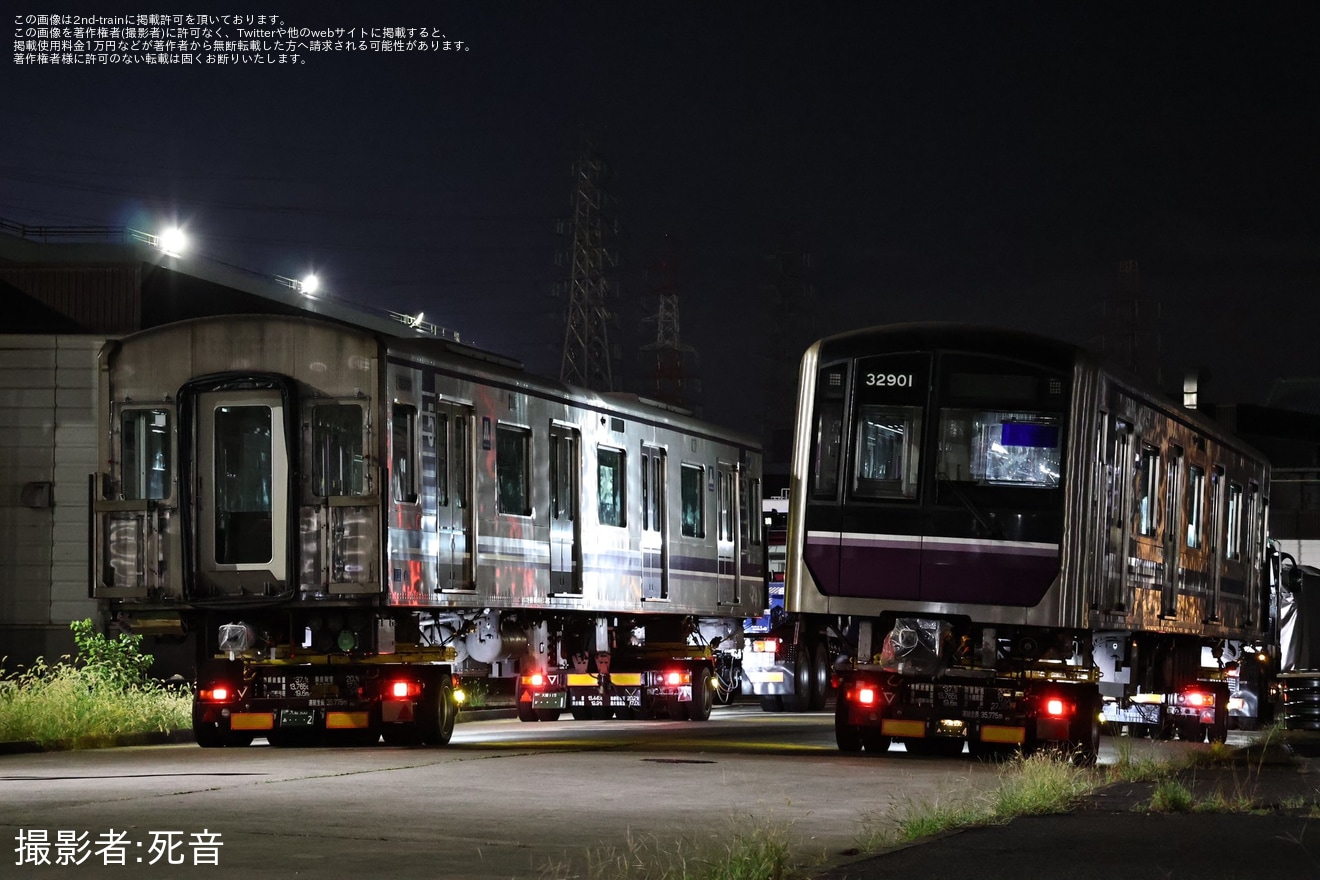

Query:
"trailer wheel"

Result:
[[1176, 716, 1204, 743], [834, 697, 862, 752], [193, 719, 226, 749], [1209, 684, 1229, 743], [809, 643, 830, 711], [688, 668, 713, 722], [1068, 688, 1101, 766], [536, 708, 563, 722], [861, 729, 892, 754], [784, 641, 814, 712], [759, 695, 784, 712], [517, 700, 539, 722], [420, 684, 456, 746]]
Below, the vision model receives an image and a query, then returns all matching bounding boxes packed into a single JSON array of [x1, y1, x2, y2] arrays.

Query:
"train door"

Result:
[[641, 445, 668, 599], [196, 390, 289, 597], [1100, 419, 1133, 613], [1161, 445, 1185, 617], [717, 462, 739, 605], [436, 404, 474, 591], [549, 424, 581, 594]]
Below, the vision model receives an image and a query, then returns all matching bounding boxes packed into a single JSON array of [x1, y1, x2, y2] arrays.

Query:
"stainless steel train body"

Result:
[[90, 314, 764, 741], [748, 323, 1272, 753]]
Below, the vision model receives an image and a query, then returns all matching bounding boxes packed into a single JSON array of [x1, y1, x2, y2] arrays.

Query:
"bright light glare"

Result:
[[857, 687, 876, 706], [211, 686, 228, 701], [529, 673, 545, 687], [1046, 698, 1066, 716], [391, 681, 411, 698], [300, 274, 320, 295], [157, 227, 187, 257]]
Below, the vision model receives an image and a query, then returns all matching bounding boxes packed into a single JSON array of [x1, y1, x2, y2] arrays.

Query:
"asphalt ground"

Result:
[[815, 732, 1320, 880]]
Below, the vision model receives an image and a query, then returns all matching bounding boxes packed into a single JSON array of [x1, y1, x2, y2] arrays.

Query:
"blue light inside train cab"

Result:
[[1000, 423, 1059, 448]]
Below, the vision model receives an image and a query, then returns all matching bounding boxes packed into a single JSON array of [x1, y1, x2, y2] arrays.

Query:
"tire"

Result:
[[688, 668, 713, 722], [517, 700, 539, 722], [535, 707, 563, 722], [571, 705, 593, 721], [835, 696, 862, 752], [1068, 688, 1102, 766], [783, 641, 814, 712], [809, 643, 830, 711], [1209, 686, 1229, 743], [759, 694, 784, 712], [193, 719, 225, 749], [1176, 717, 1204, 743], [860, 729, 892, 754], [420, 683, 456, 746]]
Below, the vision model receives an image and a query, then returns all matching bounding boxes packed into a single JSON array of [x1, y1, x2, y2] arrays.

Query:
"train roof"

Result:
[[812, 322, 1080, 367]]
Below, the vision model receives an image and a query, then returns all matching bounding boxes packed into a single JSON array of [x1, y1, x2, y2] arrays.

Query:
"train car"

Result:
[[89, 314, 764, 746], [743, 323, 1273, 760]]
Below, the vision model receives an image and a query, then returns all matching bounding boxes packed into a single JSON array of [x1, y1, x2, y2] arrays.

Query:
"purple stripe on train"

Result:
[[806, 533, 1060, 606]]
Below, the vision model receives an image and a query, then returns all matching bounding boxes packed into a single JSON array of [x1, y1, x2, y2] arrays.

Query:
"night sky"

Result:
[[6, 2, 1320, 440]]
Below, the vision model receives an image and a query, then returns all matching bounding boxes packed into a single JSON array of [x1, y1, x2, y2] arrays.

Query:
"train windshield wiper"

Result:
[[936, 472, 1003, 539]]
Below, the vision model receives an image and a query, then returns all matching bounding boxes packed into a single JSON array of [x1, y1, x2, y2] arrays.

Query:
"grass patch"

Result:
[[0, 620, 191, 747], [1147, 779, 1195, 812], [858, 750, 1101, 852], [540, 821, 799, 880]]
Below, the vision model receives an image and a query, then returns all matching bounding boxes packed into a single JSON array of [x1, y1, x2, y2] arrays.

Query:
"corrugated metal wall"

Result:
[[0, 335, 105, 668], [0, 265, 141, 333]]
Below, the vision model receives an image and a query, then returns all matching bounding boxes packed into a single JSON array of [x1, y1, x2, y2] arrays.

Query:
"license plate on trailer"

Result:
[[279, 709, 316, 728], [532, 692, 566, 709]]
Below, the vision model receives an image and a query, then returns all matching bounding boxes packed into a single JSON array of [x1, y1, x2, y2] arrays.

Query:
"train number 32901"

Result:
[[865, 373, 914, 388]]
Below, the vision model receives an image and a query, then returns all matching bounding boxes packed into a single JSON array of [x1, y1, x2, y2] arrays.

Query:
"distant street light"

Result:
[[301, 274, 320, 296], [157, 227, 187, 257]]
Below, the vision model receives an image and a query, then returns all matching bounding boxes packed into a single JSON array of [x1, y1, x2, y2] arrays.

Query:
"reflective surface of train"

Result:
[[743, 323, 1273, 758], [91, 314, 764, 744]]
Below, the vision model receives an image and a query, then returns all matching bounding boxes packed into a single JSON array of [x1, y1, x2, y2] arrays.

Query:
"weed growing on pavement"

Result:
[[1147, 779, 1196, 812], [856, 750, 1101, 852], [539, 821, 800, 880], [0, 620, 191, 747]]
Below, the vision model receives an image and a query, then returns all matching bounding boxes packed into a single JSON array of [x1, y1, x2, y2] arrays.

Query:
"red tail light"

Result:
[[856, 687, 877, 707], [389, 680, 421, 699], [1186, 691, 1209, 708], [1045, 698, 1067, 717], [665, 670, 690, 686], [201, 686, 230, 702], [528, 673, 545, 688]]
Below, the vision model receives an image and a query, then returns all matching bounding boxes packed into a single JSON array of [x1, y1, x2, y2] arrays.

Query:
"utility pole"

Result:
[[556, 143, 617, 391], [640, 240, 699, 412]]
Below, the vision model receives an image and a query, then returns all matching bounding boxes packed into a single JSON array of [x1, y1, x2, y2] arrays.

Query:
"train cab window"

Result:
[[391, 404, 418, 504], [681, 463, 705, 537], [311, 404, 363, 497], [597, 446, 626, 527], [496, 425, 532, 516], [120, 408, 172, 500], [1135, 446, 1161, 537], [852, 404, 922, 499], [936, 410, 1060, 488], [1186, 465, 1206, 549], [1226, 483, 1243, 559], [810, 367, 846, 498]]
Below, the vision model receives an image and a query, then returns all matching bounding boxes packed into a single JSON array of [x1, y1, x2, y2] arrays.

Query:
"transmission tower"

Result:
[[557, 146, 618, 391], [1093, 259, 1162, 387], [640, 243, 699, 411]]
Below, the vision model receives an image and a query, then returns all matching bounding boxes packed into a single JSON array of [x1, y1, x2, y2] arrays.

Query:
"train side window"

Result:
[[742, 475, 760, 545], [1208, 466, 1224, 554], [1186, 465, 1206, 548], [852, 404, 921, 499], [391, 403, 417, 504], [811, 367, 846, 499], [681, 463, 705, 537], [1135, 445, 1161, 537], [1164, 446, 1185, 542], [1226, 482, 1243, 559], [454, 416, 469, 509], [718, 470, 733, 541], [121, 408, 172, 501], [597, 446, 626, 527], [496, 424, 532, 516], [311, 404, 364, 497]]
